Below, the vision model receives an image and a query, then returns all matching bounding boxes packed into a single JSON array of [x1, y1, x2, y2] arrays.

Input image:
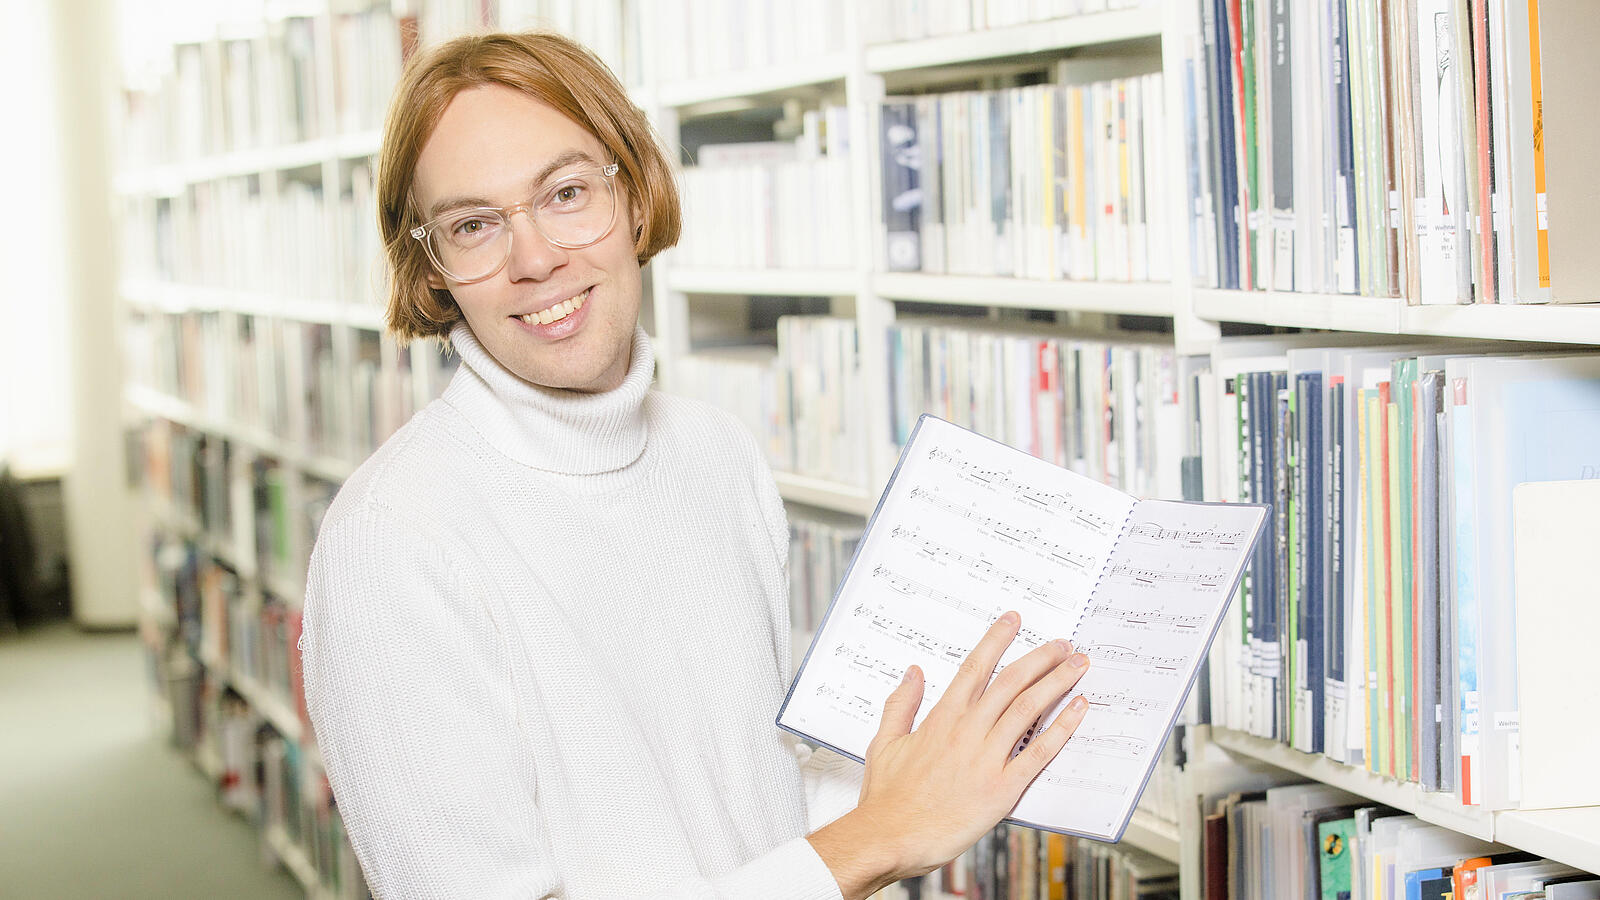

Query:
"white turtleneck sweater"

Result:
[[300, 322, 864, 900]]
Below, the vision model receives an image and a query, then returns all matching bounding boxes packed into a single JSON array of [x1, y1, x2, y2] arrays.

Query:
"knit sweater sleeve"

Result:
[[302, 499, 847, 900], [741, 432, 867, 835]]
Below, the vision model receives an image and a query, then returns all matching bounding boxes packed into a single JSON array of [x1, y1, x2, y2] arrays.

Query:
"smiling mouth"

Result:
[[518, 287, 591, 325]]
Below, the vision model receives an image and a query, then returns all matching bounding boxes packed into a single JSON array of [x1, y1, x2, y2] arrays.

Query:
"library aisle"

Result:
[[0, 622, 301, 899]]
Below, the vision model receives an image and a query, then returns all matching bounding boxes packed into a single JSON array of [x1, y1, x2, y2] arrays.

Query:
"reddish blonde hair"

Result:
[[376, 31, 680, 341]]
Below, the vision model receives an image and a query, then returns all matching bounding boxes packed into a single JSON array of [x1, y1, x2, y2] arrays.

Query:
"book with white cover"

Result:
[[1512, 478, 1600, 809], [777, 415, 1267, 841]]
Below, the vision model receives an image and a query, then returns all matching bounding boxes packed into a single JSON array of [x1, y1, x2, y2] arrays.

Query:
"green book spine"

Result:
[[1317, 818, 1357, 900], [1241, 0, 1261, 289]]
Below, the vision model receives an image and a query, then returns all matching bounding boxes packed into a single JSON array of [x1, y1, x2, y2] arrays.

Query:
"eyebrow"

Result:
[[425, 149, 601, 220]]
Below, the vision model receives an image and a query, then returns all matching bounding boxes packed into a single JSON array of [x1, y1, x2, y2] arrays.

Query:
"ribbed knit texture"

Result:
[[301, 322, 863, 899]]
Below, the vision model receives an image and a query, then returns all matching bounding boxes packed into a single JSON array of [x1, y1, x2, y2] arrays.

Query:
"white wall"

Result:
[[0, 0, 72, 474]]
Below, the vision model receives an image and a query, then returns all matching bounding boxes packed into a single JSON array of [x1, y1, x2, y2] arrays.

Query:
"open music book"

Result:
[[777, 415, 1268, 840]]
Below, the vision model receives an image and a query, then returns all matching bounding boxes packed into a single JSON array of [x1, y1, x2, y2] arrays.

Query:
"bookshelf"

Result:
[[113, 1, 1600, 898]]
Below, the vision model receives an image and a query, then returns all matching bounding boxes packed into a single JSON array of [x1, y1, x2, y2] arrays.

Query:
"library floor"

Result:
[[0, 621, 303, 900]]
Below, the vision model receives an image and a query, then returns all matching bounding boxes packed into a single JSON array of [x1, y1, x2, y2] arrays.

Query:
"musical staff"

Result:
[[1086, 602, 1206, 630], [1106, 563, 1226, 590], [923, 447, 1119, 535], [868, 568, 1051, 648], [1077, 642, 1184, 671], [907, 489, 1098, 572], [1063, 732, 1148, 760], [1038, 772, 1128, 796], [1073, 688, 1170, 713], [888, 526, 1079, 611], [814, 683, 876, 718], [1126, 521, 1250, 546]]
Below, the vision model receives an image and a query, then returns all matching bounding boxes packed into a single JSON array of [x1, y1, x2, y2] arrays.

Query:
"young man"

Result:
[[301, 31, 1092, 900]]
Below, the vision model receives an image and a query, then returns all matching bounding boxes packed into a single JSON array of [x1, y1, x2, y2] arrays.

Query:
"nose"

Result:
[[503, 208, 569, 282]]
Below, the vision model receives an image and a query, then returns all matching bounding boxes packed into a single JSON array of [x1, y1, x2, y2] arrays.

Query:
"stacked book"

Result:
[[880, 70, 1170, 282]]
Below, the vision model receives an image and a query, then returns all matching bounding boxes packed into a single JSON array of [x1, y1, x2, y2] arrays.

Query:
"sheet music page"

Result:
[[778, 416, 1137, 824], [778, 416, 1267, 840], [1008, 497, 1266, 836]]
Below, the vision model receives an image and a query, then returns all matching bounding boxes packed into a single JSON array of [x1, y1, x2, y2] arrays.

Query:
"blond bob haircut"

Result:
[[376, 31, 681, 342]]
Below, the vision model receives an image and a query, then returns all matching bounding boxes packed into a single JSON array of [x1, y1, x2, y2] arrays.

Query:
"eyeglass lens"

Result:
[[427, 171, 616, 282]]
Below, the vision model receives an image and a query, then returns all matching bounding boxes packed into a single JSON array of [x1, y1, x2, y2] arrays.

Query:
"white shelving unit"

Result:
[[1207, 727, 1600, 876], [113, 1, 1600, 897]]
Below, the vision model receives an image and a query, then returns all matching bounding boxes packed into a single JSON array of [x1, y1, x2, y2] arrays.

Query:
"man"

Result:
[[301, 31, 1091, 900]]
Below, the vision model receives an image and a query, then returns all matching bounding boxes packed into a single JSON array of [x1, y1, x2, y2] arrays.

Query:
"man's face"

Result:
[[412, 84, 642, 392]]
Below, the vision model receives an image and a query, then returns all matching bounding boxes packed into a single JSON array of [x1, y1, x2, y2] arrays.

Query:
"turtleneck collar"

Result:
[[441, 321, 654, 475]]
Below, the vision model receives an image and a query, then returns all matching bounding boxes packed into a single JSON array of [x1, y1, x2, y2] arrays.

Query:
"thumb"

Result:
[[874, 665, 924, 744]]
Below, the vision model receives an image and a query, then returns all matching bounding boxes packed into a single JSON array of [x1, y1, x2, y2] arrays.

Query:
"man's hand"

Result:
[[806, 612, 1090, 899]]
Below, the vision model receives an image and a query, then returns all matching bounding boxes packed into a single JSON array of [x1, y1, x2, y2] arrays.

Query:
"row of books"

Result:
[[331, 5, 406, 137], [888, 320, 1183, 500], [788, 510, 864, 636], [142, 420, 235, 545], [124, 308, 460, 466], [881, 71, 1171, 282], [1181, 0, 1600, 304], [869, 825, 1177, 900], [673, 315, 868, 487], [1195, 337, 1600, 810], [1205, 782, 1598, 899], [408, 0, 632, 85], [121, 18, 322, 170], [677, 109, 856, 271], [126, 174, 352, 303], [643, 0, 851, 84], [861, 0, 1155, 45]]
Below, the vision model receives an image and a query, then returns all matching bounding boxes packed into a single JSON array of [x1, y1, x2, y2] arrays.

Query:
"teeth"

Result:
[[519, 288, 590, 327]]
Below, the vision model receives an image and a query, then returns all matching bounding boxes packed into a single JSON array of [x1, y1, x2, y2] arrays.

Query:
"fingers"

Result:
[[972, 637, 1075, 727], [941, 611, 1021, 707], [989, 649, 1090, 753], [867, 665, 925, 757], [1004, 690, 1091, 785]]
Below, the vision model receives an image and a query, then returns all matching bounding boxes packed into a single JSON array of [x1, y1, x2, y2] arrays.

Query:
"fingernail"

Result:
[[1068, 653, 1090, 670], [1069, 695, 1088, 712], [905, 665, 922, 682], [1054, 639, 1072, 653], [999, 611, 1019, 626]]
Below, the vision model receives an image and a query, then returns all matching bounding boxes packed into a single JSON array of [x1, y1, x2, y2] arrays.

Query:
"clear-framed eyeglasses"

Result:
[[410, 162, 620, 284]]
